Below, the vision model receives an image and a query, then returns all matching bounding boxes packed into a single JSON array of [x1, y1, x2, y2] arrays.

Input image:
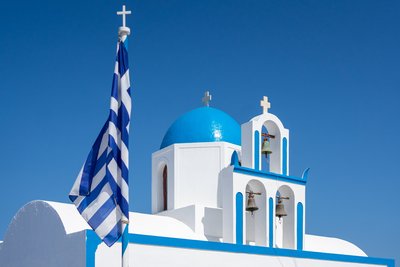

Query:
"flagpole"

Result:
[[121, 221, 129, 267], [117, 5, 132, 267]]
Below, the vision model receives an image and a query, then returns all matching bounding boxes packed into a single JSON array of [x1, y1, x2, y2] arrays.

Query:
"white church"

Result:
[[0, 92, 394, 266]]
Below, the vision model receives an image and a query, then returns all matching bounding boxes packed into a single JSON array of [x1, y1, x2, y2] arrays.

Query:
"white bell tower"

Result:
[[241, 96, 290, 175]]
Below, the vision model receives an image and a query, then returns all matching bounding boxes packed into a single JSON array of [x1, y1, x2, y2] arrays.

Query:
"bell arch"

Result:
[[262, 120, 282, 173], [245, 180, 267, 246], [241, 112, 289, 175], [275, 185, 295, 249]]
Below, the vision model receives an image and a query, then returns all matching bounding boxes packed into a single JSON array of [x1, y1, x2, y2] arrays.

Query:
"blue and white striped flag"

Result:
[[69, 37, 131, 247]]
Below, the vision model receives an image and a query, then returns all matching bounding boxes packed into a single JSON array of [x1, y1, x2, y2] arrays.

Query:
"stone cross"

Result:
[[202, 91, 212, 107], [260, 96, 271, 113], [117, 5, 132, 28]]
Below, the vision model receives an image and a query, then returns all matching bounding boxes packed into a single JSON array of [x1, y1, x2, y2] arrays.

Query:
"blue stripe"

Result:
[[78, 122, 108, 195], [111, 74, 119, 99], [77, 179, 109, 213], [88, 197, 116, 229], [92, 149, 107, 177], [102, 223, 121, 247], [107, 134, 129, 184], [118, 42, 129, 76], [105, 173, 129, 217], [109, 104, 130, 145]]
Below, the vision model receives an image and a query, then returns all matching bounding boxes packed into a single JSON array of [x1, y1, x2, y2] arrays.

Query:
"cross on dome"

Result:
[[202, 91, 212, 107], [260, 96, 271, 113]]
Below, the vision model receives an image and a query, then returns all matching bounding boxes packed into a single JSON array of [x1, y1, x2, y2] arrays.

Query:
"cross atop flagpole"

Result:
[[117, 5, 132, 37]]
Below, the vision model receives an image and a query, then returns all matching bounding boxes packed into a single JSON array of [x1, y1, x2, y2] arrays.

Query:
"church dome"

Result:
[[160, 107, 241, 149]]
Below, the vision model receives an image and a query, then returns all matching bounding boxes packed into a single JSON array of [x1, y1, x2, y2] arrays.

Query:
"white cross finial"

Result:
[[117, 5, 132, 36], [202, 91, 212, 107], [260, 96, 271, 113]]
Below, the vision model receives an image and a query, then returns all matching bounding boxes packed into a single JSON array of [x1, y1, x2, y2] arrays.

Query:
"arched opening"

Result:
[[162, 165, 168, 211], [261, 121, 282, 174], [245, 180, 267, 246], [275, 185, 295, 249]]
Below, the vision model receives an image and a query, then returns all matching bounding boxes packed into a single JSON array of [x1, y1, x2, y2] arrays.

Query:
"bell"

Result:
[[261, 139, 273, 157], [246, 193, 259, 215], [275, 198, 287, 219]]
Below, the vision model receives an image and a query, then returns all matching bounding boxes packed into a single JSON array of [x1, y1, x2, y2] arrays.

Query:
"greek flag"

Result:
[[69, 38, 131, 247]]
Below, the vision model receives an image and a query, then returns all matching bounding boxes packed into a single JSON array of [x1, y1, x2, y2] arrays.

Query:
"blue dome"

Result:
[[160, 107, 241, 149]]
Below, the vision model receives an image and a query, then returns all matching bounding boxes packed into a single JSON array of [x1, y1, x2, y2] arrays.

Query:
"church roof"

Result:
[[160, 107, 241, 149]]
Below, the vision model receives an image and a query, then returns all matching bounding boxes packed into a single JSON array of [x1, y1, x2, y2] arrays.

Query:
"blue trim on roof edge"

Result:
[[86, 230, 394, 267]]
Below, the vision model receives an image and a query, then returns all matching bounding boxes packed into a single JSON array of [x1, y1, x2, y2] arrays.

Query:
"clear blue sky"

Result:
[[0, 0, 399, 263]]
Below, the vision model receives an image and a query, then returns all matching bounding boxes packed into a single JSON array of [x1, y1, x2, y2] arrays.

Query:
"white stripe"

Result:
[[108, 121, 121, 150], [72, 164, 107, 208], [95, 205, 122, 239], [90, 164, 107, 191], [108, 158, 129, 201], [114, 62, 119, 75], [110, 97, 119, 114], [120, 71, 130, 92], [69, 165, 84, 196], [80, 183, 113, 222], [97, 128, 109, 160], [121, 141, 129, 170], [120, 72, 131, 116]]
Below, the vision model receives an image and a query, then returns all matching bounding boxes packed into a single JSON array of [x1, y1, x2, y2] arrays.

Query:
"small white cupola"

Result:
[[151, 92, 242, 213]]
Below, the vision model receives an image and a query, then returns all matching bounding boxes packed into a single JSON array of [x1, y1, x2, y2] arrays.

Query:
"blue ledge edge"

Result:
[[233, 165, 307, 185], [86, 231, 394, 267], [229, 151, 308, 185]]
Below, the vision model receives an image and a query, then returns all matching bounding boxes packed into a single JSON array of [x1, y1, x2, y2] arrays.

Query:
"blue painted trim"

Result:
[[254, 131, 260, 170], [236, 192, 244, 245], [122, 223, 129, 255], [230, 151, 239, 166], [269, 197, 274, 248], [233, 165, 307, 185], [297, 202, 304, 251], [86, 230, 102, 267], [302, 168, 310, 180], [85, 230, 394, 267], [282, 137, 288, 175]]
